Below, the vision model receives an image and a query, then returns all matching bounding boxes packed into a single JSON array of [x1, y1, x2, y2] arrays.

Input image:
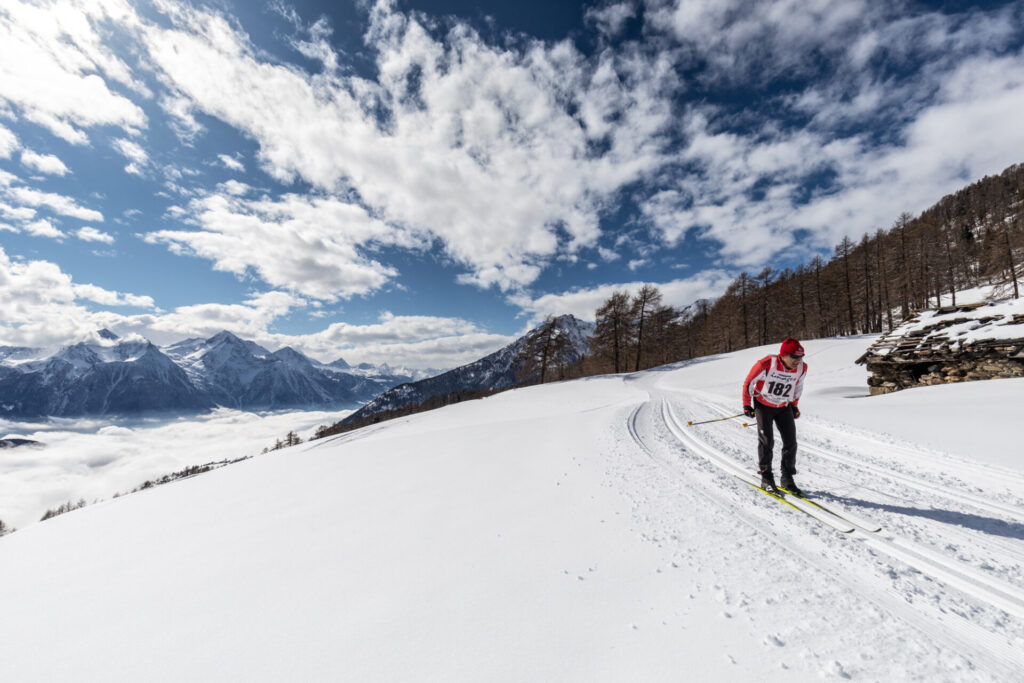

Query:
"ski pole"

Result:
[[687, 413, 744, 426]]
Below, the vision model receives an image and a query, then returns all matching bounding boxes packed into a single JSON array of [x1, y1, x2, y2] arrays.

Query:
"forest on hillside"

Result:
[[581, 162, 1024, 375], [312, 162, 1023, 438]]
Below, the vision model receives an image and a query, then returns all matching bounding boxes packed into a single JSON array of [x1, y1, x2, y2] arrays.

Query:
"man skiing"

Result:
[[742, 338, 807, 496]]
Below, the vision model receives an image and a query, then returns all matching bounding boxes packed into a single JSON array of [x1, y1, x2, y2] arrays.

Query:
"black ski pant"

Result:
[[754, 399, 798, 477]]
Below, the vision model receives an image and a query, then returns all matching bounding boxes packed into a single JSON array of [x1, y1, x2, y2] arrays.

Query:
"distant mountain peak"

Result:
[[328, 357, 351, 370], [97, 328, 119, 341], [208, 330, 243, 345]]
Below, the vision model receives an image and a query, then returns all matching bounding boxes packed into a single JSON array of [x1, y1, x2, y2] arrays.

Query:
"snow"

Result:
[[2, 335, 1024, 681], [873, 295, 1024, 357]]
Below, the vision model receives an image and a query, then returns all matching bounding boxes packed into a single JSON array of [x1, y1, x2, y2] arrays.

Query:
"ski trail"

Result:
[[800, 442, 1024, 526], [680, 394, 1024, 567], [665, 400, 1024, 619], [658, 399, 1024, 677], [660, 400, 854, 533], [687, 393, 1024, 525], [807, 417, 1024, 489], [685, 393, 1024, 619], [624, 393, 1024, 681]]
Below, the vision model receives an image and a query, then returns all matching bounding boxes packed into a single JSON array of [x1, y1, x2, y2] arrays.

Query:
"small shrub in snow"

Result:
[[40, 499, 88, 521]]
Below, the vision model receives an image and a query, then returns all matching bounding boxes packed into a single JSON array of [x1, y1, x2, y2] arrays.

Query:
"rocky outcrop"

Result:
[[856, 300, 1024, 395]]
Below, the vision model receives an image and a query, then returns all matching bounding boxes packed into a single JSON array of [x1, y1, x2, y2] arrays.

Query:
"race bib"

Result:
[[761, 361, 800, 402]]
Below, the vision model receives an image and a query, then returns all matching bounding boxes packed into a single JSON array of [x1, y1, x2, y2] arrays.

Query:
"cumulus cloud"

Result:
[[0, 0, 147, 144], [0, 246, 157, 348], [0, 241, 507, 370], [24, 218, 66, 240], [0, 123, 18, 157], [20, 149, 69, 175], [218, 154, 245, 172], [143, 190, 412, 301], [76, 226, 115, 243], [510, 271, 735, 323], [72, 284, 155, 308], [160, 93, 203, 141], [586, 2, 637, 38], [112, 137, 149, 176], [5, 184, 104, 222], [0, 200, 35, 221], [136, 0, 674, 292]]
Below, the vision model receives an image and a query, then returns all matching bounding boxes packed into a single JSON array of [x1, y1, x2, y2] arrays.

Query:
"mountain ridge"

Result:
[[0, 331, 426, 418]]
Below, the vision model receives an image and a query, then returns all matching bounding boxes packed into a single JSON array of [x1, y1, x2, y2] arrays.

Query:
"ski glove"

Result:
[[792, 406, 801, 419], [743, 405, 755, 418]]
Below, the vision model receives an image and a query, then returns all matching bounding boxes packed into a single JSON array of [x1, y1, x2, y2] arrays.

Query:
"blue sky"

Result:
[[2, 0, 1023, 369]]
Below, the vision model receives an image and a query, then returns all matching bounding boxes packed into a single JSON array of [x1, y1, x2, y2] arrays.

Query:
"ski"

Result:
[[779, 488, 882, 532], [741, 479, 855, 533]]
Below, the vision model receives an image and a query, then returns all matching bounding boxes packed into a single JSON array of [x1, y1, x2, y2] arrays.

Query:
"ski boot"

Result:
[[760, 469, 779, 494], [779, 474, 804, 497]]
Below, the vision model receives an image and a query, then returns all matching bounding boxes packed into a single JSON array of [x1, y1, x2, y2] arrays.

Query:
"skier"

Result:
[[742, 338, 807, 496]]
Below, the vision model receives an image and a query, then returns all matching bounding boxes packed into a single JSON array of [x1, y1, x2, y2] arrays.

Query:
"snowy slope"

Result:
[[343, 314, 592, 424], [2, 336, 1024, 681]]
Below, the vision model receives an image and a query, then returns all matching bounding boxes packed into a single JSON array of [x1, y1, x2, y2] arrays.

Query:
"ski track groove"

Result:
[[621, 395, 1024, 681], [689, 394, 1024, 526], [806, 418, 1024, 490], [684, 395, 1024, 585], [669, 399, 1024, 617], [657, 398, 1024, 678]]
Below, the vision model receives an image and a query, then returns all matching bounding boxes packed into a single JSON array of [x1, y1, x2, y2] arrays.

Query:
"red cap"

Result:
[[779, 338, 804, 357]]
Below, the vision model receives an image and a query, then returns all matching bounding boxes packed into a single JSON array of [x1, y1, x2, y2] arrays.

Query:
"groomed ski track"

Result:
[[618, 369, 1024, 682]]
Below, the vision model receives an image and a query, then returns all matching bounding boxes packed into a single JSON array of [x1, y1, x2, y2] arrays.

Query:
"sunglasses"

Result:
[[787, 354, 804, 359]]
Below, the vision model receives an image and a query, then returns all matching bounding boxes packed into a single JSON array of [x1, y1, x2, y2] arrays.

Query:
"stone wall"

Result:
[[865, 354, 1024, 395]]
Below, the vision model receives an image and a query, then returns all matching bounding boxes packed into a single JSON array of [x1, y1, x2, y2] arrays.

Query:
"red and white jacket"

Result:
[[743, 355, 807, 409]]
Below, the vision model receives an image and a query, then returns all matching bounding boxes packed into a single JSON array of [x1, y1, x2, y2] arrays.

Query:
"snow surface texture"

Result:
[[2, 336, 1024, 681], [870, 295, 1024, 356]]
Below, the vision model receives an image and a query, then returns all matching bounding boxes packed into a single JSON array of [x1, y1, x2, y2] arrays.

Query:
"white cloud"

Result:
[[0, 0, 147, 144], [76, 226, 114, 244], [218, 154, 245, 172], [0, 407, 343, 530], [20, 149, 69, 175], [586, 2, 637, 38], [218, 179, 250, 196], [112, 137, 149, 176], [72, 284, 154, 308], [24, 218, 66, 240], [509, 271, 734, 323], [137, 0, 674, 291], [0, 241, 506, 370], [0, 200, 35, 221], [324, 331, 512, 370], [6, 185, 104, 222], [0, 246, 158, 348], [0, 123, 18, 157], [143, 191, 412, 301], [160, 94, 203, 141]]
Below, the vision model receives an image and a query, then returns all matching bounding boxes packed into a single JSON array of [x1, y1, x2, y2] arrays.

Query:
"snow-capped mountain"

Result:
[[0, 331, 427, 417], [324, 358, 440, 382], [0, 337, 212, 417], [340, 314, 592, 426]]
